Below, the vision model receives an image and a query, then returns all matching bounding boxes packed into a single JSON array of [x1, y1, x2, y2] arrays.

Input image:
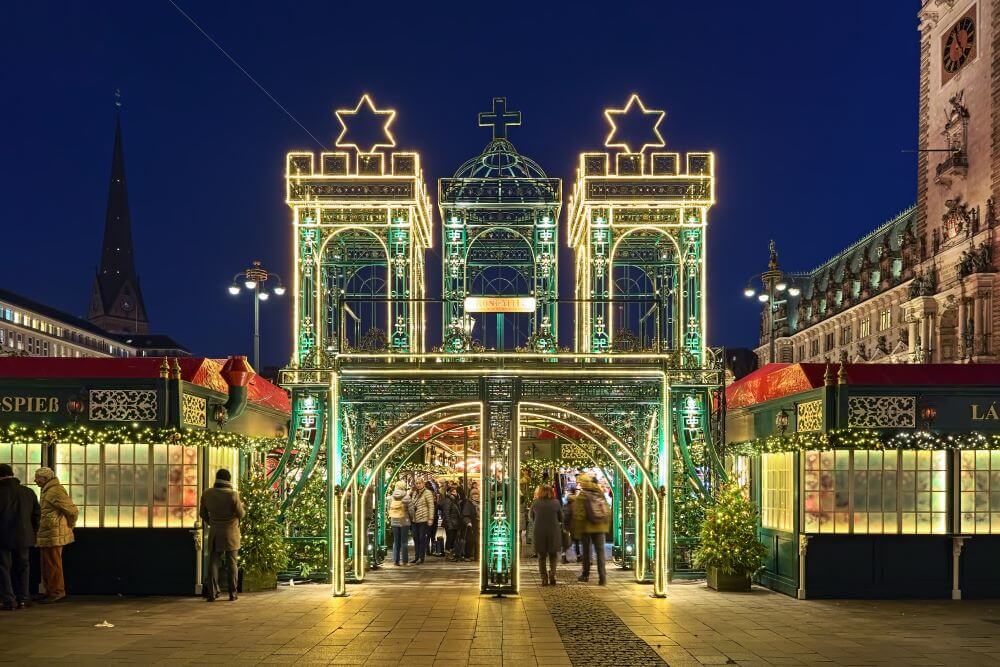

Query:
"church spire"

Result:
[[88, 91, 149, 334]]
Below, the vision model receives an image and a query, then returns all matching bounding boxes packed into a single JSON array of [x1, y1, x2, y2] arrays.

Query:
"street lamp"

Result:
[[227, 260, 286, 370], [742, 240, 800, 364]]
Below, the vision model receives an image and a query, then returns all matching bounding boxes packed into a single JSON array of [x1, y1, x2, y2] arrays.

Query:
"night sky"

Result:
[[1, 2, 918, 368]]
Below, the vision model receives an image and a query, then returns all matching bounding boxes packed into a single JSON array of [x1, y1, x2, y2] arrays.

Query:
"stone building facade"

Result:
[[756, 1, 999, 365]]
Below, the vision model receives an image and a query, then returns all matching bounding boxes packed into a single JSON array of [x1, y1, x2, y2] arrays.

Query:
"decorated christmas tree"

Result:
[[693, 480, 766, 577], [239, 465, 288, 581], [284, 470, 328, 577]]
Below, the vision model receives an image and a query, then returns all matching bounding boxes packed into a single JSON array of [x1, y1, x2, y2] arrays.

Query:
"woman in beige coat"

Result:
[[34, 467, 78, 603]]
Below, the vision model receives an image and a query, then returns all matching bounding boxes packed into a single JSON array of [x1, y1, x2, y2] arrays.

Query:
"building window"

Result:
[[879, 308, 892, 332], [960, 450, 1000, 534], [860, 316, 871, 338], [152, 444, 199, 527], [797, 345, 805, 361], [103, 444, 150, 528], [208, 447, 240, 492], [761, 452, 794, 532], [840, 326, 853, 345], [824, 332, 834, 352], [809, 339, 819, 356], [804, 449, 948, 535]]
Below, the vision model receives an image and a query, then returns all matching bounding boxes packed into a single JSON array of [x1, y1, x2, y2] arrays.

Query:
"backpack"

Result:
[[584, 491, 609, 523]]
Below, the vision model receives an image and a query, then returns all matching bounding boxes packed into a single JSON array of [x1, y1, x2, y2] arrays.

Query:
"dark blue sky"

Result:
[[1, 1, 919, 367]]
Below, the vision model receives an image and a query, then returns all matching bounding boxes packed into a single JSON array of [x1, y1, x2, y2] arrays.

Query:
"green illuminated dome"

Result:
[[452, 138, 548, 179]]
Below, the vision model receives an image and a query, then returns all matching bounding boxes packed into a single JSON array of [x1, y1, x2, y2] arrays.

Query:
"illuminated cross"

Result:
[[478, 97, 521, 140]]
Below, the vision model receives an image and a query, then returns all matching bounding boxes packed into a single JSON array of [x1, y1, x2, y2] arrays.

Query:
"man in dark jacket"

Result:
[[0, 463, 40, 610], [199, 469, 245, 602], [438, 489, 462, 555]]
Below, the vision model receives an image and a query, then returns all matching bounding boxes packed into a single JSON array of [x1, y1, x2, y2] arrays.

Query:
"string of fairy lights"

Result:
[[0, 423, 284, 454], [727, 427, 1000, 457]]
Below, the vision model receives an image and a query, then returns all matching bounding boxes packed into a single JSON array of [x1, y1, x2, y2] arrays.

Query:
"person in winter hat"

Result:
[[199, 469, 245, 601], [387, 481, 411, 566], [34, 467, 77, 604]]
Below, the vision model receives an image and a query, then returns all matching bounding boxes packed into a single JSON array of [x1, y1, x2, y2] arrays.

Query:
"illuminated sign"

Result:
[[464, 296, 536, 313]]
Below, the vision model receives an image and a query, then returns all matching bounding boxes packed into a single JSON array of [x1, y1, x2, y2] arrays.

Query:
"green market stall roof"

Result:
[[0, 356, 291, 413]]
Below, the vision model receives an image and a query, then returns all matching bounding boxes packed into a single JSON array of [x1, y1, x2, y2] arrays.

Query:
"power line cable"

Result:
[[165, 0, 325, 149]]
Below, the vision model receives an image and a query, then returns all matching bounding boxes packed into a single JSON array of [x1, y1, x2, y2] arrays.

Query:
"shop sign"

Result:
[[0, 395, 60, 414], [464, 296, 536, 313], [971, 401, 1000, 421]]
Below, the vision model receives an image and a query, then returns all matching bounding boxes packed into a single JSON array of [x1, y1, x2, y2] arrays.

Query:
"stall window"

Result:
[[54, 444, 101, 527], [208, 446, 240, 491], [0, 442, 43, 498], [761, 452, 794, 532], [804, 450, 948, 535], [960, 450, 1000, 534], [102, 444, 150, 528], [899, 450, 948, 534], [152, 444, 198, 528], [852, 450, 897, 534], [804, 450, 850, 533]]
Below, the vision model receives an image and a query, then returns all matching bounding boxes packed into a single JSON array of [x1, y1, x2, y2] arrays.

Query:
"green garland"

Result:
[[728, 428, 1000, 457], [0, 422, 284, 454]]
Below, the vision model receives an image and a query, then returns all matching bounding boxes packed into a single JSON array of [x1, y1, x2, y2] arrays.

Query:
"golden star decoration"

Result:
[[604, 94, 666, 153], [334, 94, 396, 153]]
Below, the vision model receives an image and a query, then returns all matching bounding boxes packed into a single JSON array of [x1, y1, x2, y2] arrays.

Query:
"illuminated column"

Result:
[[908, 315, 918, 359], [973, 293, 984, 356], [480, 378, 519, 595], [958, 298, 967, 354]]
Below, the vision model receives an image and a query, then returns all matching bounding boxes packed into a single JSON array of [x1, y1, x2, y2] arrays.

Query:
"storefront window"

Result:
[[53, 443, 199, 529], [761, 452, 793, 532], [899, 450, 948, 534], [208, 446, 240, 491], [152, 445, 198, 528], [804, 450, 948, 535], [960, 450, 1000, 534], [55, 444, 101, 527], [804, 450, 850, 533], [0, 442, 43, 498]]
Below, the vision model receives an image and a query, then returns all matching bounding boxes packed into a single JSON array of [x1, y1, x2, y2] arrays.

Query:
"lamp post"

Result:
[[227, 260, 286, 370], [742, 240, 800, 364]]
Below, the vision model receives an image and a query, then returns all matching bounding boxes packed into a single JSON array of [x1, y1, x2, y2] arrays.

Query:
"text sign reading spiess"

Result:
[[464, 296, 536, 313], [0, 396, 60, 413]]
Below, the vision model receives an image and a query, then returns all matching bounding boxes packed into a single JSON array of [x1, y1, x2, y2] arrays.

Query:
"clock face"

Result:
[[942, 11, 976, 81]]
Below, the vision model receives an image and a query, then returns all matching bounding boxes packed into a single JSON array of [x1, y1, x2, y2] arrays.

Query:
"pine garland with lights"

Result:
[[239, 465, 288, 578], [692, 480, 766, 577], [728, 428, 1000, 457], [0, 422, 283, 453]]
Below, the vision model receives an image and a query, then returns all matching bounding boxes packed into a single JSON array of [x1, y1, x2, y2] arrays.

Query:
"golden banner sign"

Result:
[[463, 296, 537, 313]]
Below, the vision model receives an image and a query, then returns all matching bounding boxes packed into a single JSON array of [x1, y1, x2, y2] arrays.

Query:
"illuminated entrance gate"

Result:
[[278, 94, 722, 596]]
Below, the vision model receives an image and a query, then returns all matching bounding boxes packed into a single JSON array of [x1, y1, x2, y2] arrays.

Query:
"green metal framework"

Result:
[[278, 96, 722, 597]]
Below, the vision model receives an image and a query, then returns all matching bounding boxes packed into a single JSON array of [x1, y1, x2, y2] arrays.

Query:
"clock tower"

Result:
[[88, 100, 150, 335]]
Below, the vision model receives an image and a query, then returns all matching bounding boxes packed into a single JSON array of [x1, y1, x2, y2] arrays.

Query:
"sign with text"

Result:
[[464, 296, 536, 313]]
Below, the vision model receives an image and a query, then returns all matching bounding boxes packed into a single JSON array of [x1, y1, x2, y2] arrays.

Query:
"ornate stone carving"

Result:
[[89, 389, 157, 422], [936, 91, 970, 185], [908, 267, 938, 298], [181, 394, 207, 428], [957, 242, 994, 279], [847, 395, 916, 428], [942, 198, 975, 244]]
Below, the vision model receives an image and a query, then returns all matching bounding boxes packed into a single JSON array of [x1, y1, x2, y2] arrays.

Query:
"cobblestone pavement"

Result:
[[3, 556, 1000, 665]]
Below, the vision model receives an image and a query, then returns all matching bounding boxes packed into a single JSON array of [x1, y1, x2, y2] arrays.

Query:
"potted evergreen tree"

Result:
[[239, 465, 288, 592], [693, 480, 767, 592]]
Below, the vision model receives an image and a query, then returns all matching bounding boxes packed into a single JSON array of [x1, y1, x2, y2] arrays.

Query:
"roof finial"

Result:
[[768, 239, 779, 272], [837, 363, 848, 385], [114, 88, 122, 110]]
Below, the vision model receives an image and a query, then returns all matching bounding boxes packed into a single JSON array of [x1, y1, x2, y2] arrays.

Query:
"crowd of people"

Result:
[[386, 476, 480, 566], [388, 470, 613, 588]]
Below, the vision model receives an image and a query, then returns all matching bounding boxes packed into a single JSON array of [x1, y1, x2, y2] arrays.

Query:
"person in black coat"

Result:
[[0, 463, 40, 610]]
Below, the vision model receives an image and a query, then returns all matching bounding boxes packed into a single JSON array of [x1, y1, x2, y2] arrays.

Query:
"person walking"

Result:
[[531, 485, 563, 586], [408, 479, 435, 564], [439, 488, 462, 556], [199, 469, 245, 602], [563, 487, 582, 564], [0, 465, 39, 610], [461, 488, 480, 560], [572, 474, 610, 585], [34, 467, 77, 604], [387, 481, 411, 566]]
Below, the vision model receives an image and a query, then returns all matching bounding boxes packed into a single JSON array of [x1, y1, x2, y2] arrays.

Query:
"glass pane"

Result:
[[104, 446, 118, 464]]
